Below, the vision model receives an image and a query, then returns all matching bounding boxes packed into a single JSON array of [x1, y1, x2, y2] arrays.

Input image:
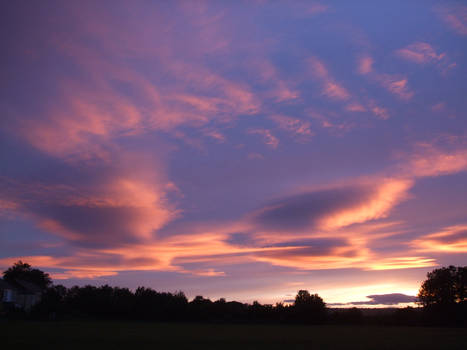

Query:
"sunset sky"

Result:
[[1, 0, 467, 307]]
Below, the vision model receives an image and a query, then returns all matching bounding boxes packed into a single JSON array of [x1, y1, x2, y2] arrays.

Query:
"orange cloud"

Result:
[[366, 256, 437, 270], [318, 179, 413, 231], [0, 152, 178, 246], [413, 225, 467, 253], [402, 143, 467, 178]]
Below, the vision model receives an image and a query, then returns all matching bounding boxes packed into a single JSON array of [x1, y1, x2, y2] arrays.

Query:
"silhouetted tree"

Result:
[[3, 260, 52, 289], [418, 265, 466, 306], [418, 265, 467, 325], [293, 290, 326, 324], [32, 284, 68, 319]]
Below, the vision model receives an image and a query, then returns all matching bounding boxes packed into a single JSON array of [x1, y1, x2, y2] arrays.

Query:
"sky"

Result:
[[1, 0, 467, 307]]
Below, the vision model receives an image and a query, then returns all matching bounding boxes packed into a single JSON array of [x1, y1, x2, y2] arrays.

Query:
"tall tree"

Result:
[[293, 290, 326, 323], [418, 265, 467, 307], [3, 260, 52, 289]]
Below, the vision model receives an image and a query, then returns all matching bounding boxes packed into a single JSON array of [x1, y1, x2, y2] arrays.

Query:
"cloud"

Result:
[[365, 256, 436, 271], [255, 244, 367, 271], [436, 5, 467, 36], [202, 129, 226, 143], [356, 55, 413, 100], [308, 109, 354, 132], [270, 115, 313, 142], [376, 75, 414, 100], [252, 179, 412, 232], [413, 225, 467, 253], [308, 57, 350, 101], [345, 103, 366, 113], [331, 293, 417, 306], [252, 59, 299, 102], [248, 128, 279, 149], [396, 42, 446, 64], [401, 142, 467, 178], [357, 56, 373, 75], [0, 153, 177, 248]]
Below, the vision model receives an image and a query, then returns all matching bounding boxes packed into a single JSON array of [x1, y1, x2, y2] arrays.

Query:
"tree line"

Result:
[[2, 262, 466, 326]]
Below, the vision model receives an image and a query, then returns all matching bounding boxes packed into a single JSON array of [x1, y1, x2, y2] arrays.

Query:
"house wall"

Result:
[[2, 289, 16, 303]]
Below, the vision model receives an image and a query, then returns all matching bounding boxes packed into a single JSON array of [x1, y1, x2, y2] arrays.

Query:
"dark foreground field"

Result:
[[2, 321, 467, 350]]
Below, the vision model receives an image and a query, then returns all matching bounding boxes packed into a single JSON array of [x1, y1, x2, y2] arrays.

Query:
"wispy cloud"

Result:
[[270, 115, 313, 142], [356, 54, 414, 100], [248, 128, 279, 149], [251, 179, 412, 233], [396, 42, 446, 64], [308, 57, 350, 101], [330, 293, 417, 306], [436, 4, 467, 36], [413, 225, 467, 253], [357, 56, 373, 75], [376, 75, 414, 100]]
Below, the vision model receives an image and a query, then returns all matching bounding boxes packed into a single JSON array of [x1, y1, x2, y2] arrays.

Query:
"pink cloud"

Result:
[[396, 42, 446, 64], [203, 129, 226, 143], [248, 128, 279, 149], [270, 115, 313, 141], [437, 5, 467, 36], [345, 103, 367, 112], [356, 55, 414, 100], [308, 109, 354, 132], [308, 57, 350, 101], [357, 56, 373, 75], [0, 152, 178, 246], [377, 74, 414, 100], [394, 136, 467, 180], [367, 100, 390, 120], [253, 59, 300, 102]]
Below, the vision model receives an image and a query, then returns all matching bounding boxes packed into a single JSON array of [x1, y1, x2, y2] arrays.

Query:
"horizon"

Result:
[[1, 1, 466, 308]]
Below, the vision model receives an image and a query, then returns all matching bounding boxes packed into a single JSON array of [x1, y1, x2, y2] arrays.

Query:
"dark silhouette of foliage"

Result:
[[3, 261, 465, 326], [293, 290, 326, 323], [331, 307, 363, 324], [418, 265, 467, 325], [418, 265, 466, 307], [3, 260, 52, 289]]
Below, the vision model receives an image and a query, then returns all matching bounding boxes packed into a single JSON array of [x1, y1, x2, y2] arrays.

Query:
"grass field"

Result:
[[2, 321, 467, 349]]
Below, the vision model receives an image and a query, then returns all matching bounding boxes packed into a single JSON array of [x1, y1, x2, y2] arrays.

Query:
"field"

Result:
[[2, 321, 467, 349]]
